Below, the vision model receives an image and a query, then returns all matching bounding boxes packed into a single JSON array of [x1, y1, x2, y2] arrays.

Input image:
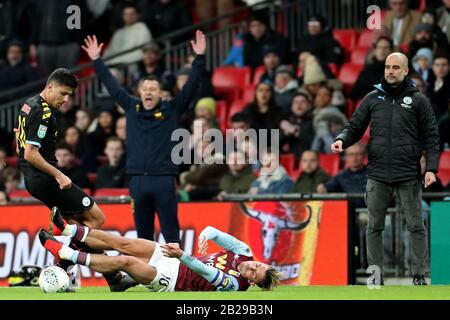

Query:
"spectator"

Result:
[[258, 46, 282, 83], [75, 109, 94, 134], [55, 143, 90, 189], [428, 55, 450, 119], [408, 22, 448, 59], [0, 127, 13, 156], [63, 126, 88, 163], [420, 9, 449, 52], [103, 2, 152, 66], [280, 92, 315, 158], [227, 112, 253, 154], [317, 143, 367, 196], [298, 51, 335, 82], [223, 33, 245, 67], [0, 0, 29, 59], [382, 0, 421, 47], [28, 0, 86, 75], [436, 0, 450, 43], [243, 81, 282, 132], [311, 95, 348, 154], [217, 150, 256, 199], [194, 0, 234, 30], [352, 36, 394, 101], [180, 140, 228, 201], [131, 42, 165, 84], [0, 190, 8, 205], [249, 149, 293, 194], [0, 147, 7, 190], [0, 40, 39, 92], [410, 73, 427, 94], [291, 150, 330, 193], [273, 65, 299, 114], [139, 0, 192, 45], [115, 116, 127, 144], [55, 94, 77, 131], [411, 47, 433, 84], [297, 14, 344, 66], [95, 137, 126, 189], [86, 108, 116, 161], [438, 98, 450, 150], [243, 12, 288, 69], [2, 167, 21, 194], [194, 97, 219, 128]]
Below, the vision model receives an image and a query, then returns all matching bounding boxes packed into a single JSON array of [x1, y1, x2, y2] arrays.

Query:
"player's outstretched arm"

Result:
[[161, 243, 239, 291], [81, 35, 139, 110], [198, 226, 252, 257]]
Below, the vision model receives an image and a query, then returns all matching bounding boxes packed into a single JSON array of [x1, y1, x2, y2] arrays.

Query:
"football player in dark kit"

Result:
[[15, 69, 104, 227], [14, 69, 125, 290]]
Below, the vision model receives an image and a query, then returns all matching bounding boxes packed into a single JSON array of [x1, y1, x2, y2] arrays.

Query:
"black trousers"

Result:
[[129, 175, 180, 243]]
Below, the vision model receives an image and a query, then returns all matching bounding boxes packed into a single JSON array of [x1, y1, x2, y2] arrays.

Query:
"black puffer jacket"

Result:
[[336, 77, 440, 183]]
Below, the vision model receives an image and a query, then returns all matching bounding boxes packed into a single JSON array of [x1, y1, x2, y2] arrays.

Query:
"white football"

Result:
[[39, 265, 70, 293]]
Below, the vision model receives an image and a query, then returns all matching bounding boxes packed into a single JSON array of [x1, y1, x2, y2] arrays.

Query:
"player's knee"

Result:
[[85, 206, 105, 229], [116, 255, 134, 269]]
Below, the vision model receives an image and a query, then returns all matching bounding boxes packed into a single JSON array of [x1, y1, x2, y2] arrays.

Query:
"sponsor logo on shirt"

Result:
[[21, 104, 31, 114]]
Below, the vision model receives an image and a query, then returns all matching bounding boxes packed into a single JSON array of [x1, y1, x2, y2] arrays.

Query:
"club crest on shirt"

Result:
[[21, 104, 31, 114], [37, 125, 47, 138], [403, 96, 412, 104]]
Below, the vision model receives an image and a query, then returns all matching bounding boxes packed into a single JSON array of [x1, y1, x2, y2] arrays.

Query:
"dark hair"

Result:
[[256, 266, 282, 291], [55, 142, 74, 154], [301, 149, 319, 159], [47, 68, 78, 88], [138, 75, 162, 88], [373, 36, 394, 50], [230, 112, 251, 124], [122, 1, 139, 13]]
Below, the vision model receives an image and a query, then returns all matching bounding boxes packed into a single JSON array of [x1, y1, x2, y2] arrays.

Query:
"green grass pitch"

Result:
[[1, 285, 450, 300]]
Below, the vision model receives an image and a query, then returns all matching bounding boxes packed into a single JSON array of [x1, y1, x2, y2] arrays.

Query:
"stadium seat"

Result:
[[338, 63, 364, 96], [319, 153, 340, 176], [438, 151, 450, 187], [212, 66, 251, 103], [345, 99, 354, 119], [327, 63, 338, 76], [9, 189, 32, 198], [357, 29, 375, 48], [6, 156, 18, 167], [332, 29, 357, 61], [360, 126, 371, 145], [95, 188, 130, 197], [253, 65, 266, 84], [87, 173, 97, 186], [82, 188, 92, 196], [242, 85, 256, 104], [280, 153, 299, 180], [399, 43, 409, 55], [351, 47, 370, 66], [226, 100, 248, 128]]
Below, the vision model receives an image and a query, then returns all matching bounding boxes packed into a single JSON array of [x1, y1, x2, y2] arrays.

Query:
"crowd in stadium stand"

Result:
[[1, 0, 450, 205]]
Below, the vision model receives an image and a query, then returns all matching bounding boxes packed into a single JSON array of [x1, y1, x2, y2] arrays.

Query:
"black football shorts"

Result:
[[24, 170, 94, 215]]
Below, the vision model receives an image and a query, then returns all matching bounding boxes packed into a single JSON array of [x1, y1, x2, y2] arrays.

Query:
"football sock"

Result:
[[59, 246, 91, 267], [64, 225, 89, 242]]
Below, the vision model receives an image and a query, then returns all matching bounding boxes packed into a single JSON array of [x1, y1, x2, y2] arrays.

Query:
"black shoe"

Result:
[[108, 273, 139, 292], [413, 274, 427, 285], [49, 207, 66, 236]]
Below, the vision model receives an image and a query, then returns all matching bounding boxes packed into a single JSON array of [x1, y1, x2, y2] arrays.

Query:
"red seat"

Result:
[[399, 43, 409, 54], [253, 65, 266, 84], [360, 126, 371, 145], [212, 66, 251, 103], [6, 156, 18, 167], [82, 188, 92, 196], [242, 84, 256, 104], [280, 153, 298, 180], [215, 100, 228, 133], [338, 63, 364, 96], [8, 189, 32, 198], [87, 173, 97, 186], [226, 100, 248, 128], [333, 29, 357, 61], [319, 153, 340, 176], [95, 188, 130, 197], [327, 63, 338, 76], [357, 29, 375, 48], [438, 151, 450, 187], [351, 47, 370, 66], [345, 99, 354, 119]]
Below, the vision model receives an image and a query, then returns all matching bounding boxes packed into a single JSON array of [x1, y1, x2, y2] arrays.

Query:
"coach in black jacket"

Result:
[[332, 52, 439, 286], [82, 31, 207, 243]]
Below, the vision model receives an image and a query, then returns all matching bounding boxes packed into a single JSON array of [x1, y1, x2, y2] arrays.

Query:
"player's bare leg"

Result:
[[39, 229, 156, 285]]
